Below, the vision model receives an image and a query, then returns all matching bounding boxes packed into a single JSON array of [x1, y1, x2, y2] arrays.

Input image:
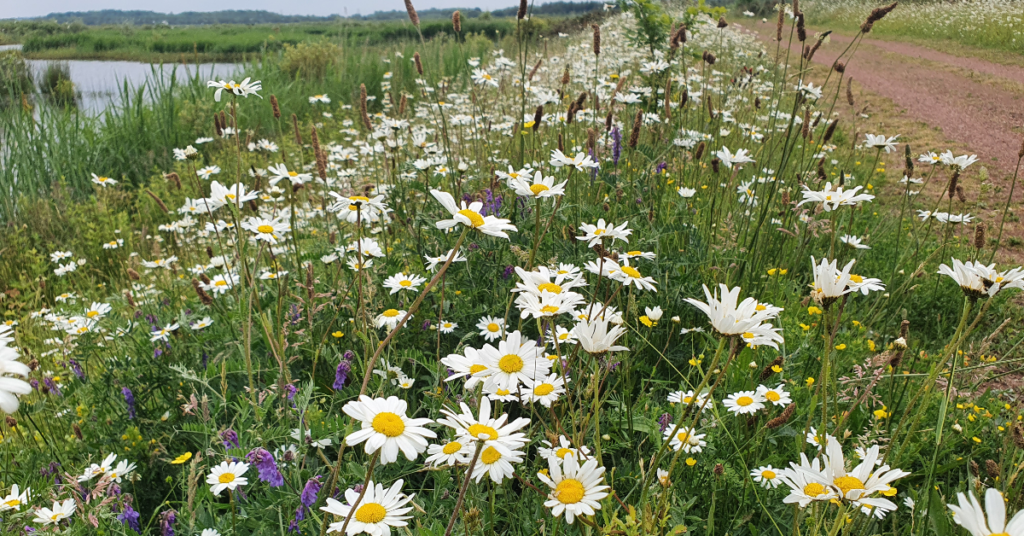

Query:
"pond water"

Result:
[[3, 44, 241, 114]]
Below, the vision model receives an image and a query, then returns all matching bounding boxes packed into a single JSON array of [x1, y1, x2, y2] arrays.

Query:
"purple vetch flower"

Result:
[[68, 359, 85, 381], [43, 377, 62, 397], [221, 429, 239, 449], [159, 510, 176, 536], [502, 265, 515, 279], [658, 412, 671, 433], [202, 352, 209, 370], [247, 448, 284, 487], [300, 477, 322, 508], [481, 189, 502, 217], [352, 484, 365, 494], [153, 347, 163, 358], [421, 320, 432, 331], [655, 161, 668, 174], [289, 508, 303, 532], [334, 351, 353, 390], [612, 127, 622, 165], [29, 378, 39, 390], [118, 503, 141, 532], [122, 387, 136, 419], [285, 384, 297, 401]]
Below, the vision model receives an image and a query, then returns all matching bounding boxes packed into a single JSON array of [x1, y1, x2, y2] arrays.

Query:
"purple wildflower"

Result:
[[247, 448, 284, 487], [658, 412, 671, 432], [655, 161, 667, 174], [221, 429, 239, 449], [122, 387, 136, 419], [300, 477, 322, 508], [68, 359, 85, 381], [502, 265, 515, 279], [43, 377, 62, 397], [334, 352, 353, 390], [612, 127, 622, 165], [159, 510, 176, 536], [118, 504, 141, 533]]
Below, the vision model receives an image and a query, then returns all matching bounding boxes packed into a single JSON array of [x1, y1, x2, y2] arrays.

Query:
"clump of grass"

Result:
[[0, 50, 33, 107], [38, 61, 77, 107], [280, 41, 340, 80]]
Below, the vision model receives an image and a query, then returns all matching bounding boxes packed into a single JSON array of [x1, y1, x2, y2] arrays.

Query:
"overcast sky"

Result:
[[5, 0, 528, 19]]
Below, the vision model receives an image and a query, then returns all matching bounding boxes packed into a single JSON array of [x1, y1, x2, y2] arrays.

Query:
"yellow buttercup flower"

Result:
[[171, 452, 193, 464]]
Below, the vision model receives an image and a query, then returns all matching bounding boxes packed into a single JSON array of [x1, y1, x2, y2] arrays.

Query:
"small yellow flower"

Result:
[[805, 377, 815, 387], [685, 458, 696, 466], [332, 331, 344, 338], [171, 452, 193, 464], [800, 323, 811, 331], [874, 408, 889, 419], [639, 315, 654, 328], [771, 365, 782, 373], [808, 306, 823, 315], [867, 340, 876, 352], [835, 344, 847, 351], [768, 268, 778, 276], [972, 437, 982, 444]]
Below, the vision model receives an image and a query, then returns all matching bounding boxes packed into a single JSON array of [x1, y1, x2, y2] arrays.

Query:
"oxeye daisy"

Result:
[[242, 216, 290, 245], [509, 171, 567, 199], [723, 390, 766, 415], [438, 397, 530, 455], [321, 479, 414, 535], [537, 456, 610, 524], [0, 484, 30, 512], [206, 461, 250, 496], [430, 189, 517, 239], [538, 435, 591, 464], [33, 498, 76, 525], [374, 309, 408, 331], [779, 454, 837, 507], [947, 487, 1024, 536], [425, 439, 473, 467], [441, 347, 490, 389], [751, 465, 782, 488], [476, 331, 550, 392], [756, 384, 791, 406], [663, 426, 706, 453], [341, 395, 436, 465], [472, 444, 525, 483], [667, 390, 713, 411], [438, 321, 457, 334], [382, 273, 427, 295], [91, 173, 117, 187], [521, 373, 567, 407], [476, 315, 505, 341]]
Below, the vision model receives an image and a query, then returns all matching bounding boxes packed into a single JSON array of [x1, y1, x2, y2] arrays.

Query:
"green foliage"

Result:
[[620, 0, 672, 55], [0, 50, 33, 107], [280, 41, 339, 81]]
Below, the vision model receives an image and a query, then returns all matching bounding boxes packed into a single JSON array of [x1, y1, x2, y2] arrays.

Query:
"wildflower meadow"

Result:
[[1, 2, 1023, 536]]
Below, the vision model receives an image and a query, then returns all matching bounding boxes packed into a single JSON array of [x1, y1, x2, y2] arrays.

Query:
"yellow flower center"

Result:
[[86, 311, 99, 318], [755, 304, 766, 311], [399, 280, 412, 287], [467, 424, 499, 440], [540, 305, 560, 314], [736, 396, 754, 406], [257, 225, 275, 234], [803, 482, 826, 497], [555, 447, 574, 459], [382, 309, 400, 318], [486, 322, 501, 333], [677, 432, 689, 442], [627, 251, 642, 256], [481, 446, 502, 464], [529, 184, 550, 196], [348, 205, 359, 211], [537, 283, 562, 294], [593, 229, 606, 235], [534, 383, 555, 396], [761, 470, 777, 479], [458, 209, 486, 228], [499, 354, 524, 373], [682, 396, 693, 404], [350, 196, 371, 203], [215, 280, 227, 286], [218, 473, 236, 484], [621, 266, 642, 278], [355, 503, 387, 524], [496, 389, 510, 395], [766, 391, 781, 402], [833, 475, 865, 496], [469, 364, 487, 374], [554, 479, 586, 504], [288, 171, 298, 176], [742, 332, 755, 339], [371, 412, 406, 437], [5, 499, 20, 507], [850, 274, 864, 284], [442, 441, 463, 455], [51, 514, 61, 520]]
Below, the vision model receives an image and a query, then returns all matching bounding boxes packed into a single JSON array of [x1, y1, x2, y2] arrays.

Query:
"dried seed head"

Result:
[[528, 59, 542, 81], [123, 290, 135, 308], [766, 403, 796, 429], [413, 52, 423, 75], [904, 144, 914, 176], [694, 141, 706, 160], [575, 91, 588, 108], [561, 67, 570, 85], [165, 172, 181, 190], [1012, 423, 1024, 449], [681, 87, 689, 107], [593, 25, 601, 55], [970, 459, 980, 477], [604, 111, 613, 132], [834, 61, 846, 73], [949, 170, 960, 199], [629, 110, 642, 148], [270, 94, 281, 119], [566, 101, 577, 125], [900, 319, 910, 339], [711, 157, 721, 173], [587, 128, 597, 153], [399, 93, 407, 115], [517, 0, 528, 19], [807, 39, 823, 61], [192, 279, 213, 306], [956, 184, 967, 203], [146, 190, 168, 213], [1019, 136, 1024, 158], [781, 190, 791, 205], [717, 16, 728, 29], [127, 268, 140, 281], [292, 114, 302, 145], [533, 105, 544, 131], [6, 416, 17, 428], [846, 78, 855, 106], [214, 113, 223, 137], [713, 463, 725, 476], [558, 133, 564, 153], [404, 0, 420, 26], [702, 50, 716, 65], [824, 119, 838, 143], [452, 10, 461, 32], [73, 423, 83, 440], [797, 13, 806, 42], [776, 8, 784, 41], [760, 356, 783, 380], [975, 223, 986, 250], [985, 459, 1000, 479], [360, 84, 372, 131]]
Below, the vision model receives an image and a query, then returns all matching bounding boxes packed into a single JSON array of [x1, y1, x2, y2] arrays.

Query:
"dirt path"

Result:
[[741, 22, 1024, 178]]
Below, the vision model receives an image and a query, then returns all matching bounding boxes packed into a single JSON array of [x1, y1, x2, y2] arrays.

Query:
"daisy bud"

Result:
[[955, 423, 965, 434], [893, 337, 908, 351], [671, 316, 680, 323]]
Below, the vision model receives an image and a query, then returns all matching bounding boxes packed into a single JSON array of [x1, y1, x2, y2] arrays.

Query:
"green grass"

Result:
[[804, 0, 1024, 55]]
